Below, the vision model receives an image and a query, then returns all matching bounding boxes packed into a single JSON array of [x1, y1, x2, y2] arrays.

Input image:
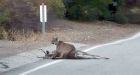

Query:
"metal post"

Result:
[[42, 3, 45, 34]]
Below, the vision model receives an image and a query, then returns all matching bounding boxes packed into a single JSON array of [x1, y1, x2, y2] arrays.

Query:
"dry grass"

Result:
[[1, 20, 139, 45], [0, 30, 40, 42], [16, 20, 140, 46]]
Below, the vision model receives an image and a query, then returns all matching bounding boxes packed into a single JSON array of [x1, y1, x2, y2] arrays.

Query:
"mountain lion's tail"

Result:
[[75, 50, 109, 59]]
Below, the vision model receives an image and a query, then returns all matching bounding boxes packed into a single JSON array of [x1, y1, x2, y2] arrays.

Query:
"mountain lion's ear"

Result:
[[51, 37, 59, 44]]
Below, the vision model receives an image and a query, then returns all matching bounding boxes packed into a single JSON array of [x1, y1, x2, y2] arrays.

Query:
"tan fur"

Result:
[[51, 38, 76, 59]]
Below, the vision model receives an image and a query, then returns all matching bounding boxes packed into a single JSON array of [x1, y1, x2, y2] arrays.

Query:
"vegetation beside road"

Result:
[[0, 0, 139, 41]]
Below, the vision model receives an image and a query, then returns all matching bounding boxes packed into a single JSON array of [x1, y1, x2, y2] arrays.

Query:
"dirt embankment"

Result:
[[0, 19, 140, 59]]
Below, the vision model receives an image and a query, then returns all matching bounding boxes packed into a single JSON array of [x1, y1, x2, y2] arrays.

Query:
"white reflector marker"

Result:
[[40, 3, 47, 33], [40, 4, 47, 22]]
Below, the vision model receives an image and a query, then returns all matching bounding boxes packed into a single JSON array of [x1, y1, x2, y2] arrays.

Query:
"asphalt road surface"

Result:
[[1, 33, 140, 75]]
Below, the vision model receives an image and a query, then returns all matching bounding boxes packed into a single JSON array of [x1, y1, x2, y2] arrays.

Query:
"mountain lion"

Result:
[[39, 38, 109, 59]]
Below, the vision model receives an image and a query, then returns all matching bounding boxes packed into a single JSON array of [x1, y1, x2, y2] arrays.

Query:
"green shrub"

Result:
[[114, 12, 128, 24], [63, 0, 112, 20], [63, 0, 132, 23], [0, 10, 11, 26], [45, 0, 65, 17]]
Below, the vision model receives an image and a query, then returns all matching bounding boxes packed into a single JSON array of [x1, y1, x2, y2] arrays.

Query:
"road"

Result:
[[1, 33, 140, 75]]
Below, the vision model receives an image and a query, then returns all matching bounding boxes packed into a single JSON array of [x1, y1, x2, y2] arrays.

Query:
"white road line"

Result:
[[19, 32, 140, 75], [19, 60, 63, 75], [85, 32, 140, 52]]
